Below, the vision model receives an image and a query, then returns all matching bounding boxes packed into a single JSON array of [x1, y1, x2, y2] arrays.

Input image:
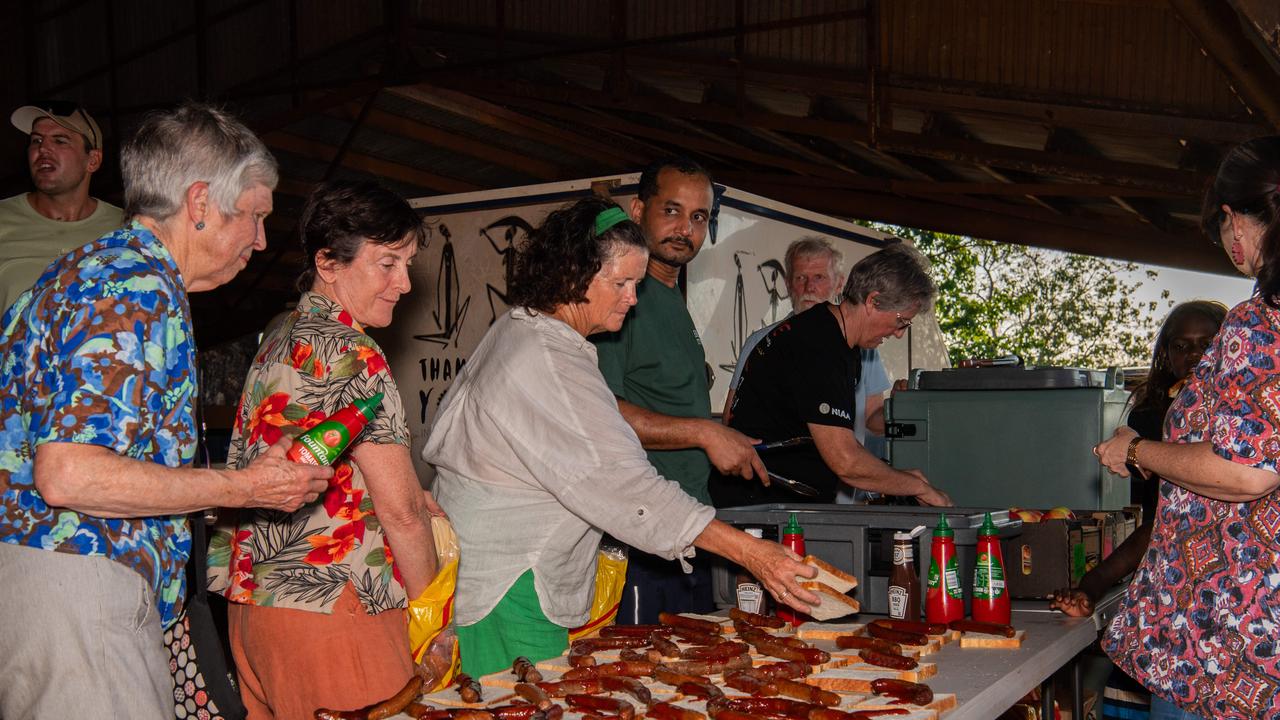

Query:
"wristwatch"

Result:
[[1126, 437, 1144, 468]]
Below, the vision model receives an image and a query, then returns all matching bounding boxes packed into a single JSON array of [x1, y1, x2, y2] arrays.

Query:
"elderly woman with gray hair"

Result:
[[711, 242, 953, 507], [0, 103, 331, 719]]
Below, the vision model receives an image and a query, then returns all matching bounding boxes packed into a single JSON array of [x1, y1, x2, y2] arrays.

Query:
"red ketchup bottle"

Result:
[[778, 513, 806, 626], [925, 514, 964, 624], [285, 392, 383, 466], [971, 511, 1011, 624]]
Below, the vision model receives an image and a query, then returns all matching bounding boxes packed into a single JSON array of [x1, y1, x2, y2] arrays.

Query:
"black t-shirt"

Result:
[[710, 303, 860, 507]]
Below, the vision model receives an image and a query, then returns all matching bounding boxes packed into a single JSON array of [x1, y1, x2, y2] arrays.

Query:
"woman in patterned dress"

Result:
[[1095, 136, 1280, 720], [0, 103, 333, 720], [207, 179, 440, 719]]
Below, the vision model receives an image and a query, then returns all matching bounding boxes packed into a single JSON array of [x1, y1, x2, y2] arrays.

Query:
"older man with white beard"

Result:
[[721, 237, 893, 503]]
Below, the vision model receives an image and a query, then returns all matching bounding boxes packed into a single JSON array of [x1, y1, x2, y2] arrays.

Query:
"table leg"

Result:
[[1041, 676, 1054, 719], [1072, 657, 1083, 719]]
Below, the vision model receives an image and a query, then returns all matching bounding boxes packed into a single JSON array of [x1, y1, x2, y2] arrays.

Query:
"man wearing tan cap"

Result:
[[0, 102, 123, 312]]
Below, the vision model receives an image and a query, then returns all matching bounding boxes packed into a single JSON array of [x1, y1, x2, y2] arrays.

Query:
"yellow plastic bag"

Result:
[[568, 543, 629, 641], [408, 516, 461, 691]]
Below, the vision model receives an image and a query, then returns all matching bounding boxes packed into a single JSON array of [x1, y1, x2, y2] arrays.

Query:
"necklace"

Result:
[[836, 302, 849, 346]]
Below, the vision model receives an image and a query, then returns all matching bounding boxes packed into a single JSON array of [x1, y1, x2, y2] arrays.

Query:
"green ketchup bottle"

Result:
[[285, 392, 383, 466]]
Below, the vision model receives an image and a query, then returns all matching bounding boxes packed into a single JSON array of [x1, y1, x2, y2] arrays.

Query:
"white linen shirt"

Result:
[[422, 308, 716, 628]]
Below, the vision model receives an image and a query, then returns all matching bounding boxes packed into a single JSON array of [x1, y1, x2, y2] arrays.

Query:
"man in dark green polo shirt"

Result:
[[594, 157, 767, 623]]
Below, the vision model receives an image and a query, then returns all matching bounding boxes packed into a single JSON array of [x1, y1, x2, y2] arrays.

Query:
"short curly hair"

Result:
[[507, 196, 647, 313]]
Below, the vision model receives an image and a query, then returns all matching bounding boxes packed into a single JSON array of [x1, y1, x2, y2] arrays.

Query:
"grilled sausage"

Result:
[[514, 682, 553, 711], [658, 613, 724, 635], [490, 704, 546, 720], [833, 636, 902, 655], [659, 655, 753, 676], [653, 666, 713, 689], [948, 619, 1016, 637], [513, 657, 544, 684], [679, 642, 750, 662], [869, 679, 933, 706], [675, 680, 723, 701], [870, 619, 947, 636], [728, 608, 787, 629], [455, 674, 483, 704], [724, 697, 816, 719], [748, 661, 811, 680], [774, 679, 839, 706], [566, 694, 635, 720], [865, 624, 928, 647], [601, 625, 674, 638], [536, 679, 602, 697], [671, 628, 725, 646], [742, 636, 830, 665], [562, 660, 656, 680], [856, 649, 918, 671], [723, 670, 778, 697], [651, 635, 682, 659], [601, 676, 653, 706], [647, 702, 707, 720]]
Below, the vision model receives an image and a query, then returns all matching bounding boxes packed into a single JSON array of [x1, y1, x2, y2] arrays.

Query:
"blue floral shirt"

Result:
[[0, 221, 197, 628]]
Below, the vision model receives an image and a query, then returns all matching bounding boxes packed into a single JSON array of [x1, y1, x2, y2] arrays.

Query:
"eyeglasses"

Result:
[[894, 312, 912, 331]]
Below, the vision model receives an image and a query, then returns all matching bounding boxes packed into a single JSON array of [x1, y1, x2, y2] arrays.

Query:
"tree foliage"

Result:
[[862, 223, 1171, 368]]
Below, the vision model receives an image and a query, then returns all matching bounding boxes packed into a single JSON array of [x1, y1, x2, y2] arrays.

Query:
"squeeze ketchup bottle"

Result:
[[285, 392, 383, 466], [925, 514, 964, 624], [778, 513, 806, 626], [971, 512, 1011, 624]]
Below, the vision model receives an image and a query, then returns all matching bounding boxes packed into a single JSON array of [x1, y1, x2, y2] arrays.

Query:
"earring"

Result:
[[195, 221, 205, 231]]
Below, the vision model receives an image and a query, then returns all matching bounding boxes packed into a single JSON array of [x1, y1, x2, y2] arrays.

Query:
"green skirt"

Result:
[[456, 570, 569, 677]]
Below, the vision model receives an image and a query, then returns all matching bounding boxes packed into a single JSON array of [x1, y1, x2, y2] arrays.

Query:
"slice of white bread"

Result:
[[800, 581, 860, 621], [803, 556, 857, 593]]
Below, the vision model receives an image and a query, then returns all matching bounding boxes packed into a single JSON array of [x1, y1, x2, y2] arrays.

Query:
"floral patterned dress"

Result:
[[1103, 293, 1280, 718], [207, 292, 411, 615], [0, 221, 197, 628]]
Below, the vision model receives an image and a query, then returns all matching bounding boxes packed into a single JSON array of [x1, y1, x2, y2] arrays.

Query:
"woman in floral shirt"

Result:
[[1096, 136, 1280, 719], [208, 180, 439, 718], [0, 104, 332, 720]]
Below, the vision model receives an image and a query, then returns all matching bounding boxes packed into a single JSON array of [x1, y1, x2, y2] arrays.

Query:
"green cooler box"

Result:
[[887, 366, 1130, 510]]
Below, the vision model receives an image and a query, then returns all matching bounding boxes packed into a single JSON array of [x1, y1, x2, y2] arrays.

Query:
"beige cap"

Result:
[[11, 102, 103, 150]]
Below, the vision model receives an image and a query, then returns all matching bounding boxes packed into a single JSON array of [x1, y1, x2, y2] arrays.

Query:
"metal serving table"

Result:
[[929, 589, 1125, 720]]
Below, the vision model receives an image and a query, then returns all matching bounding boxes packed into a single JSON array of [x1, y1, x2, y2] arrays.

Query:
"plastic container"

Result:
[[925, 514, 964, 624], [971, 512, 1011, 624], [286, 393, 383, 466]]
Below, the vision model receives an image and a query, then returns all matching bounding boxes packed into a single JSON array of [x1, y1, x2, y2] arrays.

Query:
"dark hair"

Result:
[[636, 156, 713, 202], [1130, 300, 1228, 417], [507, 196, 646, 313], [1201, 136, 1280, 304], [297, 179, 426, 292], [842, 242, 937, 312]]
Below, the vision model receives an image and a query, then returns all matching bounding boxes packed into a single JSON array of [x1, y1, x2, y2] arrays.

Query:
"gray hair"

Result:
[[122, 103, 277, 221], [842, 242, 937, 312], [784, 236, 842, 278]]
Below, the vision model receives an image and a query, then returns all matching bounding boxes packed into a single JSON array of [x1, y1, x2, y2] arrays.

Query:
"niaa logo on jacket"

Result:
[[818, 402, 852, 421]]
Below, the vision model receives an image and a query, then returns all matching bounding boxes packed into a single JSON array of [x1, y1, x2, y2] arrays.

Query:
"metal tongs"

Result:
[[753, 436, 812, 451], [765, 470, 821, 497], [751, 437, 821, 496]]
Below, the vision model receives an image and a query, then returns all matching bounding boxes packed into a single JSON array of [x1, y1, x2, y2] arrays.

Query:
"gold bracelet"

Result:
[[1126, 437, 1144, 468]]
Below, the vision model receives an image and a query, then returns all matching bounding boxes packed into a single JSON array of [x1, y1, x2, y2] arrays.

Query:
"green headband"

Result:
[[593, 206, 630, 236]]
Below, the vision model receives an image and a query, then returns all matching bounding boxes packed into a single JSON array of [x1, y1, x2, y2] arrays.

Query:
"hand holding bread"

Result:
[[798, 556, 860, 621], [739, 539, 821, 614]]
